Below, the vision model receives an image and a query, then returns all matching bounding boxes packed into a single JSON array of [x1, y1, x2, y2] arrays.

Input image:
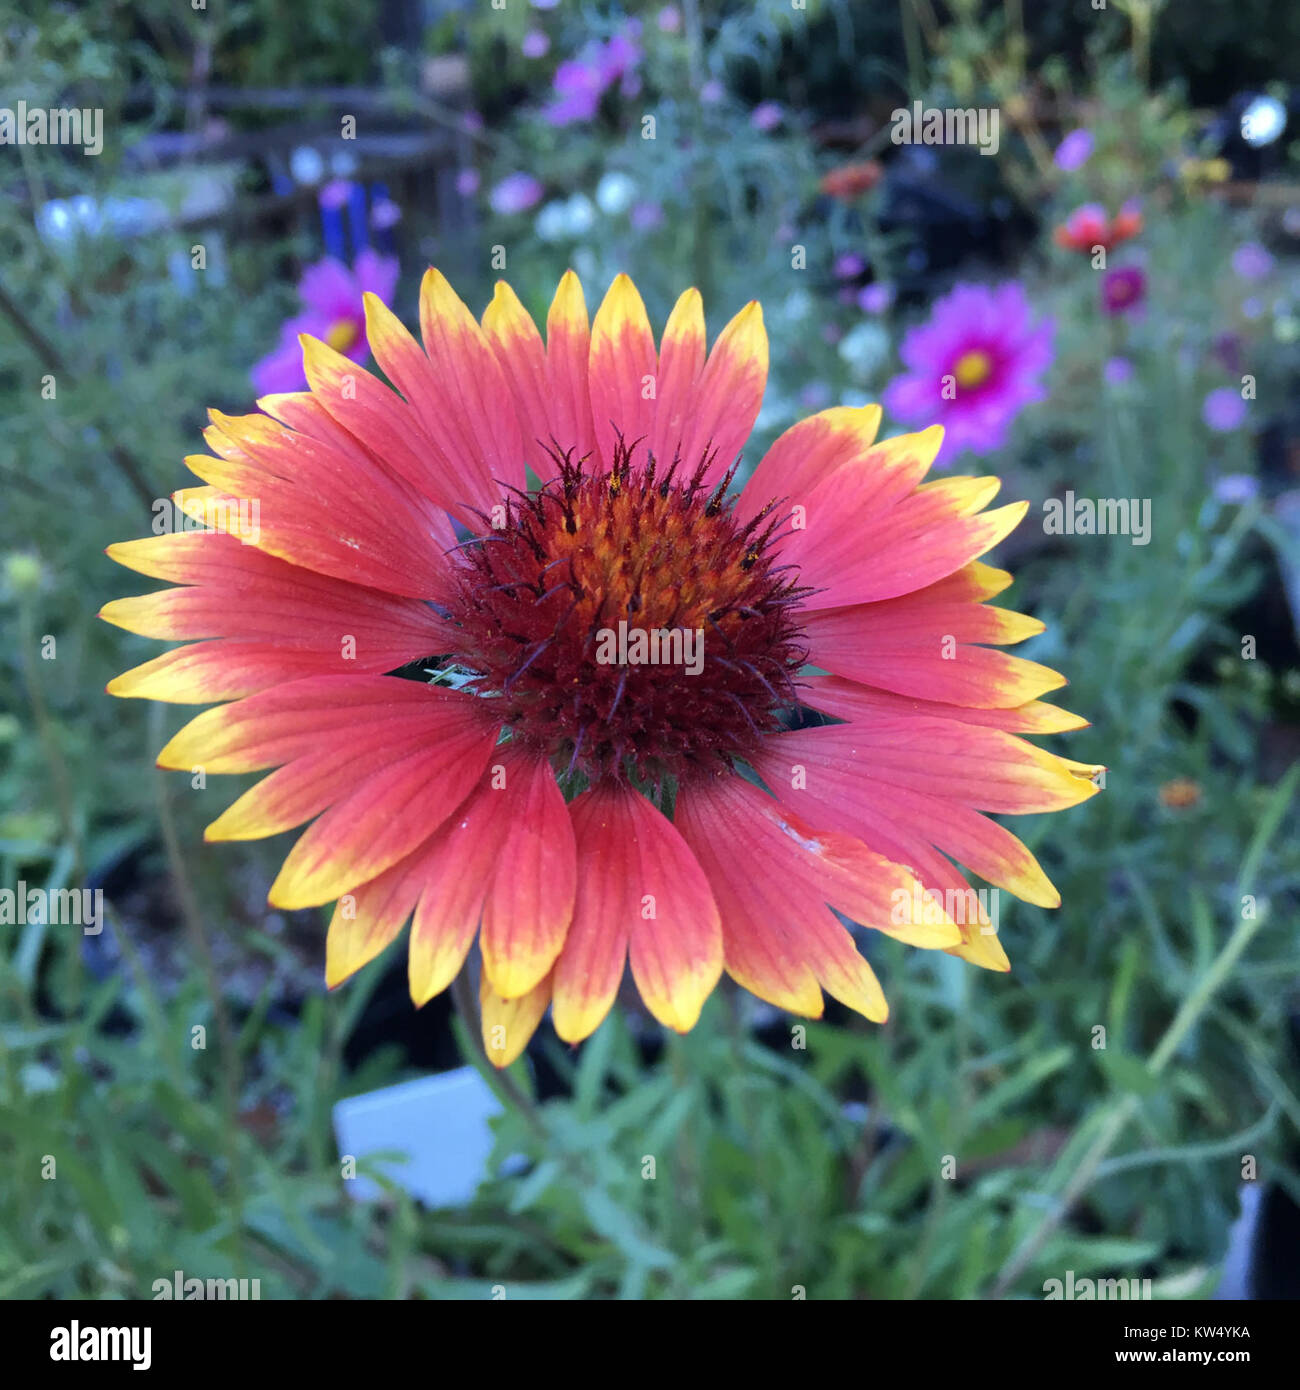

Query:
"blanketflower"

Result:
[[819, 160, 883, 202], [250, 250, 398, 396], [882, 281, 1055, 465], [1053, 202, 1142, 255], [102, 270, 1100, 1065]]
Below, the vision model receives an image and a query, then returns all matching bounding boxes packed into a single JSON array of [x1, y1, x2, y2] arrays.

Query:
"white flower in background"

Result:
[[596, 171, 638, 215], [755, 392, 797, 433], [780, 288, 814, 322], [535, 199, 570, 242], [565, 193, 596, 236], [538, 194, 597, 242], [837, 321, 891, 379], [289, 145, 326, 185]]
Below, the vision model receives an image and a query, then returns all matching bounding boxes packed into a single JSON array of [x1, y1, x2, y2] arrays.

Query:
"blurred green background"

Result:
[[2, 0, 1298, 1299]]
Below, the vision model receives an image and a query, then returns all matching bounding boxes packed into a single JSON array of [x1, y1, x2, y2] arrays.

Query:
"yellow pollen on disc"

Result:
[[326, 318, 360, 353], [953, 349, 994, 390]]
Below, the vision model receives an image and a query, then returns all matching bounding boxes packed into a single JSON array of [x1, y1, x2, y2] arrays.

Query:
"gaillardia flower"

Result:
[[102, 270, 1100, 1065], [882, 282, 1055, 465], [1053, 202, 1142, 255]]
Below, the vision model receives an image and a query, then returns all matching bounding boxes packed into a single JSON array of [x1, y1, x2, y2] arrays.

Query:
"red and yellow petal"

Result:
[[267, 716, 500, 909], [546, 270, 597, 466], [480, 968, 553, 1068], [589, 273, 657, 472], [646, 287, 706, 468], [678, 300, 767, 488], [675, 773, 919, 1022], [478, 745, 577, 1000], [552, 781, 723, 1042], [482, 280, 552, 475]]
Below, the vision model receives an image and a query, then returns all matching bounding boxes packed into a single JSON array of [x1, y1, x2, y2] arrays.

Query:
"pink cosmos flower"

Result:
[[251, 250, 400, 396], [882, 282, 1054, 465]]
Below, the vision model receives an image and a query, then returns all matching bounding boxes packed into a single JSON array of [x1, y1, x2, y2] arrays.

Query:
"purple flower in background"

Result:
[[1203, 388, 1247, 432], [658, 6, 682, 33], [489, 172, 543, 215], [546, 27, 642, 125], [547, 60, 604, 125], [522, 30, 550, 59], [834, 252, 866, 280], [251, 249, 398, 396], [857, 283, 895, 314], [629, 200, 664, 232], [1232, 242, 1274, 280], [882, 281, 1055, 465], [370, 196, 402, 230], [1212, 331, 1243, 374], [455, 167, 481, 198], [1101, 265, 1146, 316], [751, 101, 784, 132], [1103, 356, 1135, 386], [1213, 473, 1260, 504], [1053, 128, 1094, 171], [799, 381, 833, 411], [598, 31, 642, 90], [318, 179, 353, 211]]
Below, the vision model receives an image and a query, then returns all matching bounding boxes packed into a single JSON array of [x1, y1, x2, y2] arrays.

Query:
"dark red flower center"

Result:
[[441, 443, 811, 788]]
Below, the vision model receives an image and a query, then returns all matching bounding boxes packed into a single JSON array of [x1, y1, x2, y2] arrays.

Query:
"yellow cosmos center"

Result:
[[325, 318, 359, 353], [953, 349, 994, 390]]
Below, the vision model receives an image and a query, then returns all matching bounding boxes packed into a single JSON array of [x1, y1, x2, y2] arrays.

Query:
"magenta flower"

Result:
[[251, 249, 399, 397], [882, 282, 1055, 465], [1053, 128, 1094, 171], [1101, 265, 1146, 316]]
